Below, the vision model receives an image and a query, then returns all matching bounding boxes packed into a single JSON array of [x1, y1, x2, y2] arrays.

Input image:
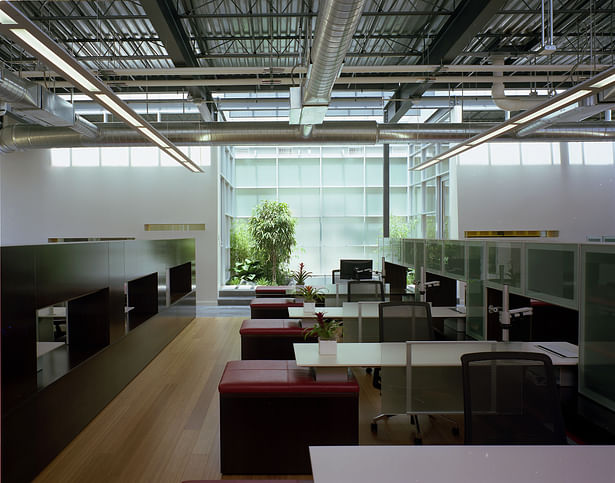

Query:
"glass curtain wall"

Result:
[[232, 144, 451, 277]]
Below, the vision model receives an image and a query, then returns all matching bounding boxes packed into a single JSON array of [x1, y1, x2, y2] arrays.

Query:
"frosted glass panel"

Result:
[[72, 147, 100, 166], [365, 158, 383, 186], [322, 217, 364, 247], [466, 243, 485, 340], [101, 147, 129, 167], [390, 157, 408, 186], [521, 143, 552, 165], [486, 242, 522, 289], [51, 148, 70, 167], [160, 150, 181, 167], [390, 188, 408, 216], [365, 218, 383, 245], [236, 158, 275, 186], [526, 243, 577, 308], [322, 188, 363, 216], [490, 143, 520, 165], [584, 143, 613, 165], [278, 188, 319, 217], [235, 188, 276, 217], [278, 158, 320, 186], [294, 218, 321, 246], [130, 146, 158, 167], [322, 245, 366, 275], [366, 188, 383, 216], [322, 157, 363, 186], [425, 240, 442, 272], [580, 247, 615, 410], [443, 241, 465, 279]]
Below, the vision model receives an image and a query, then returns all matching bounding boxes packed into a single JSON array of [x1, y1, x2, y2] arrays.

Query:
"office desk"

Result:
[[309, 445, 615, 483], [293, 341, 578, 386], [289, 305, 465, 320]]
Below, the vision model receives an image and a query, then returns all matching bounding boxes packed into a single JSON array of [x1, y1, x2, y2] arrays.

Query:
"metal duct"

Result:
[[2, 121, 615, 153], [0, 69, 98, 138], [294, 0, 366, 126], [491, 57, 549, 111]]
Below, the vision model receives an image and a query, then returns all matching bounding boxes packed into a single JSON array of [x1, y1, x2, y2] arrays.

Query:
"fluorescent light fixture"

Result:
[[0, 10, 17, 25], [186, 164, 201, 173], [414, 158, 441, 171], [514, 89, 591, 125], [445, 145, 471, 157], [591, 74, 615, 89], [138, 127, 170, 148], [10, 28, 100, 93], [95, 94, 142, 127], [469, 123, 519, 145]]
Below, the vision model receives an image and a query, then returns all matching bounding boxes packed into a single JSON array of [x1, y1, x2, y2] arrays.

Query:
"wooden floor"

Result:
[[34, 317, 462, 482]]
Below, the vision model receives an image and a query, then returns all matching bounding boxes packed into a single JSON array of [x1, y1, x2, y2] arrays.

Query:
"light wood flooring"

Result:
[[34, 317, 462, 483]]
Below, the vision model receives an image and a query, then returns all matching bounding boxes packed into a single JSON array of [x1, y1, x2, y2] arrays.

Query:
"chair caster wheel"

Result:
[[414, 437, 423, 445], [370, 422, 378, 433], [366, 367, 373, 375], [452, 427, 460, 436]]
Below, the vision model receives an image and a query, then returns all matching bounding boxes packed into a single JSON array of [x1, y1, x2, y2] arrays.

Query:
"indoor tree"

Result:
[[248, 200, 296, 284]]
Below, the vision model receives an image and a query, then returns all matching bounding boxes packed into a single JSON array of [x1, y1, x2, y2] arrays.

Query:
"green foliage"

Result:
[[230, 220, 253, 272], [389, 215, 418, 239], [304, 312, 341, 340], [292, 262, 312, 285], [249, 200, 296, 284], [254, 276, 271, 286], [227, 276, 241, 285], [233, 258, 264, 283]]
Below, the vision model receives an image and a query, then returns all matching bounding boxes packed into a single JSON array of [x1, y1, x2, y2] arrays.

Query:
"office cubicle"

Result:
[[382, 237, 615, 419]]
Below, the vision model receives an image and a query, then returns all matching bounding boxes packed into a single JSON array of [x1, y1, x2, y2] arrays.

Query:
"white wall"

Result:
[[456, 164, 615, 242], [0, 149, 220, 304]]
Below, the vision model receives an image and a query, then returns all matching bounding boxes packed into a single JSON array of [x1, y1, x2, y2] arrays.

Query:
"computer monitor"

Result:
[[340, 259, 373, 280]]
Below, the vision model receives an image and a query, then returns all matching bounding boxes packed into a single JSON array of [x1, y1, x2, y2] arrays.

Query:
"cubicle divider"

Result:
[[382, 237, 615, 425], [1, 238, 196, 483]]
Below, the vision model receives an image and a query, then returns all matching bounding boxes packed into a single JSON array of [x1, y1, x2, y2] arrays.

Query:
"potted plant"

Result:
[[297, 285, 325, 313], [291, 262, 312, 287], [304, 312, 341, 355]]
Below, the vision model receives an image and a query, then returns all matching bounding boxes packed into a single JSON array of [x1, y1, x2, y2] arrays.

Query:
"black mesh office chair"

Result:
[[461, 351, 567, 445], [347, 280, 385, 302], [371, 302, 435, 441]]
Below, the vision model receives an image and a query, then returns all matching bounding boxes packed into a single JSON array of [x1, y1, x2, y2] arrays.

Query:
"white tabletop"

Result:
[[293, 341, 578, 368], [288, 304, 466, 319], [309, 445, 615, 483]]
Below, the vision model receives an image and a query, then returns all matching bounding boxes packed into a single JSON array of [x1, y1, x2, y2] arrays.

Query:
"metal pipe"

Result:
[[2, 121, 615, 152]]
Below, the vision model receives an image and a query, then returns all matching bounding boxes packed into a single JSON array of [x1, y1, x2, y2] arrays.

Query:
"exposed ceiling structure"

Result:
[[0, 0, 614, 153]]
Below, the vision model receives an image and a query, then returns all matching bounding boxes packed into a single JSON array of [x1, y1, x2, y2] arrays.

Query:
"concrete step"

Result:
[[217, 296, 253, 306]]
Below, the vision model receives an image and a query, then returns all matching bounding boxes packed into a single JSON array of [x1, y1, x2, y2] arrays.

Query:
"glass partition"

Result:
[[402, 239, 414, 267], [580, 245, 615, 411], [425, 240, 442, 274], [443, 240, 466, 280], [466, 242, 485, 340], [526, 243, 578, 309], [486, 242, 523, 293]]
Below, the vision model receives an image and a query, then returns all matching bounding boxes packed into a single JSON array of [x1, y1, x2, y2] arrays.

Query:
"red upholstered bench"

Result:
[[218, 360, 359, 475], [240, 319, 316, 360], [255, 285, 293, 298], [249, 297, 303, 319]]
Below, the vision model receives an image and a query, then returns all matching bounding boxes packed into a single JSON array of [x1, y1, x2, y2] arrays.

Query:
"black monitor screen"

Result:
[[340, 259, 373, 280]]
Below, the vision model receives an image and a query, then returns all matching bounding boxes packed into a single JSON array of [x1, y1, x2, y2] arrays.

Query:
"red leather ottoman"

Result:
[[240, 319, 316, 360], [218, 360, 359, 475], [249, 297, 303, 319]]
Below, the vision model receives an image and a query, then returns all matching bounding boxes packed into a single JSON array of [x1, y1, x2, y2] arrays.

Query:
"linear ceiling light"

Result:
[[138, 127, 170, 149], [94, 94, 143, 127], [9, 29, 100, 93], [413, 64, 615, 171], [0, 3, 202, 173]]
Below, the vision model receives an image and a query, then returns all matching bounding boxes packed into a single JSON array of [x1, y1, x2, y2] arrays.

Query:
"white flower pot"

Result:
[[303, 302, 316, 314], [318, 338, 337, 355]]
